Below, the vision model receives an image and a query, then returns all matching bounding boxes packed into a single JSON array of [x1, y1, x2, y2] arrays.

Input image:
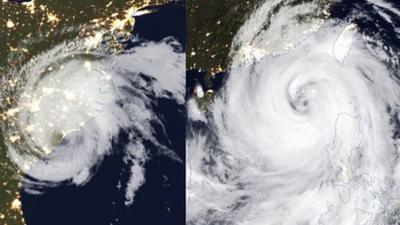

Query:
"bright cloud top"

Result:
[[1, 35, 184, 205], [187, 1, 400, 224]]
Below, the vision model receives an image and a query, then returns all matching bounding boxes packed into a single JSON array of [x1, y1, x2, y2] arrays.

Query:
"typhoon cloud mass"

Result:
[[0, 29, 185, 205], [187, 0, 400, 224]]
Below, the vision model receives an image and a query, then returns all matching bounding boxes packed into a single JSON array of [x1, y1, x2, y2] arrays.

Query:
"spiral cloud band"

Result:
[[1, 34, 184, 204], [187, 0, 400, 224]]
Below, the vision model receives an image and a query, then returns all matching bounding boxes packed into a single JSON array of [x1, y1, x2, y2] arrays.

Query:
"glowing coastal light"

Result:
[[46, 12, 60, 24], [6, 19, 14, 28], [10, 198, 21, 211], [9, 135, 21, 143], [22, 0, 36, 14]]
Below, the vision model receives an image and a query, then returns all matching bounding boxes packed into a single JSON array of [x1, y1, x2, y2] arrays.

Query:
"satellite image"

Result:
[[0, 1, 185, 225], [2, 0, 400, 225], [187, 0, 400, 224]]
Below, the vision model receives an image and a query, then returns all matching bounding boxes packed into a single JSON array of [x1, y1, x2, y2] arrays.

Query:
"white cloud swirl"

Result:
[[1, 36, 184, 205], [187, 1, 400, 224]]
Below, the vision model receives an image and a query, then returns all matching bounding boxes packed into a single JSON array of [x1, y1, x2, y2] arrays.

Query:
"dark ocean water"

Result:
[[20, 2, 185, 225]]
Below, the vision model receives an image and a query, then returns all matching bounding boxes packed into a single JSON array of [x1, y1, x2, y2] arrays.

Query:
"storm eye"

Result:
[[289, 91, 310, 113], [49, 131, 64, 147], [287, 82, 316, 115]]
